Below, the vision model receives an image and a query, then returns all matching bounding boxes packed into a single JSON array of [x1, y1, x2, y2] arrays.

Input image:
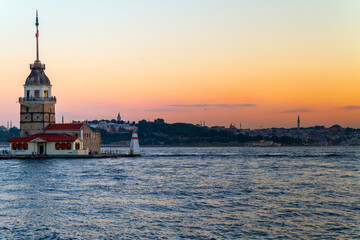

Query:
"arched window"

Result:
[[55, 143, 60, 150]]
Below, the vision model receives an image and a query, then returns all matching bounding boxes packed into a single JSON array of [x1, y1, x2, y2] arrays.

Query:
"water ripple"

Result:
[[0, 146, 358, 239]]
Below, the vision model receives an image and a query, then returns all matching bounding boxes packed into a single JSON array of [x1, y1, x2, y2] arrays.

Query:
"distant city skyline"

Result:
[[0, 1, 359, 128]]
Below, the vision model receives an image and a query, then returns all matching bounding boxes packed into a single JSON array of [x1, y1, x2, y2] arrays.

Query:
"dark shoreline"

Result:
[[101, 144, 352, 148]]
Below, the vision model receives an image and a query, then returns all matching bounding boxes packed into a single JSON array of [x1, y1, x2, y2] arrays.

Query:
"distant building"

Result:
[[117, 113, 121, 122], [0, 125, 7, 132], [297, 116, 300, 129]]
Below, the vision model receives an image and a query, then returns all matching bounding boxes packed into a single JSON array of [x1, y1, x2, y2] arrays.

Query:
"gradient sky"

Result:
[[0, 0, 359, 128]]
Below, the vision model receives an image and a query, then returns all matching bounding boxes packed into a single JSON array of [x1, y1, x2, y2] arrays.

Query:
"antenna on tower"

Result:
[[35, 10, 40, 62]]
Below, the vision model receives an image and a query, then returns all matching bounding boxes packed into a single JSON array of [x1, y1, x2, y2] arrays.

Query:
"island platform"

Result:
[[0, 153, 141, 160]]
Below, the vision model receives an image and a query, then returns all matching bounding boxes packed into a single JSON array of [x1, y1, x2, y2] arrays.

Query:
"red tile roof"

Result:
[[8, 134, 79, 142], [46, 123, 84, 130]]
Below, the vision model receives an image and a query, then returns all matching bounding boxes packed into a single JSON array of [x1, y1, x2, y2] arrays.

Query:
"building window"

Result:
[[61, 143, 66, 150], [34, 90, 40, 98], [12, 143, 28, 150], [44, 90, 48, 98], [75, 142, 80, 150], [55, 142, 72, 150], [27, 90, 30, 98]]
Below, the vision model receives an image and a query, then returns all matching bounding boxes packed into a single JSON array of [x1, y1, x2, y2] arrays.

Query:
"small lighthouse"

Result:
[[129, 127, 140, 155]]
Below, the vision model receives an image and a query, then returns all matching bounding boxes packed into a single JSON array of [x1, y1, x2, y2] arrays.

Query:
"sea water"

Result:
[[0, 147, 358, 239]]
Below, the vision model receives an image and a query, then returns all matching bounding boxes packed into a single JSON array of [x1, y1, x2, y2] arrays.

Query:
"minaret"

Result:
[[19, 11, 56, 136], [297, 116, 300, 129]]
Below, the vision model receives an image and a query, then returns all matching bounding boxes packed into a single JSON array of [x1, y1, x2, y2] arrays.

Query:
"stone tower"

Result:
[[19, 11, 56, 137]]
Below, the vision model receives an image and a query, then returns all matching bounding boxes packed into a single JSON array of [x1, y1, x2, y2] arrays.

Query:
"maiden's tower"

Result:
[[19, 11, 55, 137], [9, 11, 101, 156]]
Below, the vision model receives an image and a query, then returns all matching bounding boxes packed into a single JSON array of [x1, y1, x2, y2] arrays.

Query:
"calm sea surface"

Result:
[[0, 147, 358, 239]]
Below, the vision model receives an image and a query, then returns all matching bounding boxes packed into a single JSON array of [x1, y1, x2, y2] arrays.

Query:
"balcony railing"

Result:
[[19, 96, 56, 103]]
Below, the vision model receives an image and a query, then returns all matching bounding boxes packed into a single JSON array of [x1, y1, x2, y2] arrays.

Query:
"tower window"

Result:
[[27, 90, 30, 98], [34, 90, 40, 98], [44, 90, 48, 98]]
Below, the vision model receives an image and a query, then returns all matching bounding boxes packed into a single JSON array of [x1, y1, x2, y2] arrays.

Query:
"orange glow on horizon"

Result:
[[0, 1, 359, 128]]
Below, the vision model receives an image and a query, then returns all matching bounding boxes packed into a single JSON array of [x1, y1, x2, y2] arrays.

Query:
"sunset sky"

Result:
[[0, 0, 359, 128]]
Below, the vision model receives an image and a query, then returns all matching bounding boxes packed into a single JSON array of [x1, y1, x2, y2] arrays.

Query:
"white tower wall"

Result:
[[129, 131, 140, 155]]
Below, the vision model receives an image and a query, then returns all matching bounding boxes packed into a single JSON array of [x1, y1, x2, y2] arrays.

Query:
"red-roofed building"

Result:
[[8, 122, 101, 156], [45, 123, 100, 153], [9, 133, 86, 156], [9, 134, 78, 142], [46, 123, 84, 130]]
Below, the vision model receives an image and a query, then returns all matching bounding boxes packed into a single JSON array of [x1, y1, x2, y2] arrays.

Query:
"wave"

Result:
[[259, 153, 345, 158], [145, 153, 240, 158]]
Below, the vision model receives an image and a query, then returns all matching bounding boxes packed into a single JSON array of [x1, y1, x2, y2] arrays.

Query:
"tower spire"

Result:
[[35, 10, 39, 62], [297, 115, 300, 129]]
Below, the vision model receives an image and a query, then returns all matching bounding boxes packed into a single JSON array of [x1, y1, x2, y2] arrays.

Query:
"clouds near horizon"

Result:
[[145, 108, 187, 112], [169, 104, 257, 108], [280, 109, 311, 114], [338, 105, 360, 110]]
